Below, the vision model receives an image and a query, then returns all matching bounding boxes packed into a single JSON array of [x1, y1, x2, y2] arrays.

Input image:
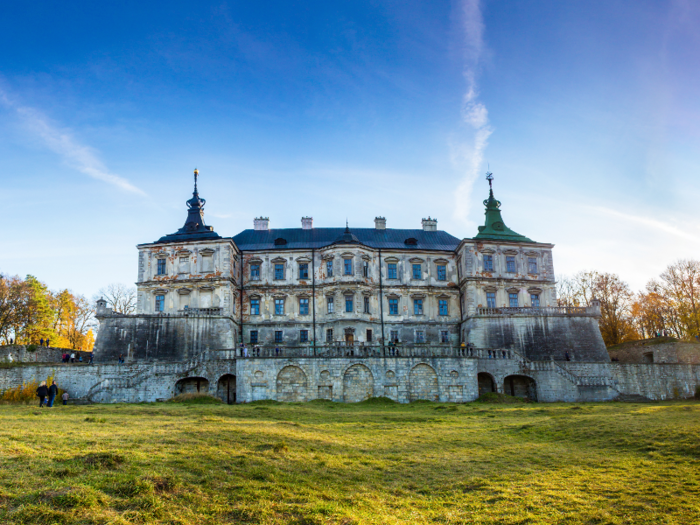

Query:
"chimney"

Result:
[[254, 217, 269, 230], [301, 216, 313, 230], [421, 217, 437, 231], [374, 217, 386, 230]]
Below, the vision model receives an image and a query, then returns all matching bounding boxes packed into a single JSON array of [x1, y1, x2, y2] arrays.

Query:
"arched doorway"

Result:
[[477, 373, 496, 396], [217, 374, 236, 404], [503, 375, 537, 401], [175, 377, 209, 395]]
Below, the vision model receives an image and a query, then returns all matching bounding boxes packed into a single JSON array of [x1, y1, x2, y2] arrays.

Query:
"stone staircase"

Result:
[[85, 351, 210, 402]]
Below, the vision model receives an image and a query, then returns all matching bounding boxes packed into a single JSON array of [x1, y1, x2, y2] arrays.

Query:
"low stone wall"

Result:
[[0, 345, 91, 364], [1, 358, 698, 404], [608, 342, 700, 365]]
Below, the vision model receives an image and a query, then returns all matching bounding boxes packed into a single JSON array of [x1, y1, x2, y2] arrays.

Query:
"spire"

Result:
[[474, 170, 534, 243], [333, 221, 360, 245], [155, 169, 221, 243]]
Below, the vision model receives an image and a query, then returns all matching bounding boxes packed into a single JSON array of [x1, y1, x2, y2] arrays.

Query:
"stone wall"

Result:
[[608, 342, 700, 365], [609, 363, 700, 400], [236, 357, 479, 404], [465, 314, 610, 362], [1, 345, 92, 364], [93, 314, 237, 363]]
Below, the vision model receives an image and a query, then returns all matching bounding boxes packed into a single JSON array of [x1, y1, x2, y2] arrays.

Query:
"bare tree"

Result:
[[97, 283, 137, 314], [656, 259, 700, 339]]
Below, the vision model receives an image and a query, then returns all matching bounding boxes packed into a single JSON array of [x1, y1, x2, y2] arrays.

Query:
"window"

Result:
[[157, 259, 166, 275], [509, 293, 519, 307], [300, 330, 308, 343], [366, 329, 372, 342], [326, 260, 333, 277], [274, 263, 284, 280], [327, 296, 334, 314], [439, 299, 448, 316], [531, 294, 540, 307], [483, 255, 494, 272], [250, 263, 260, 281], [250, 330, 258, 344], [412, 264, 422, 280], [298, 263, 309, 280], [274, 298, 285, 315], [486, 292, 496, 308], [506, 256, 516, 273], [387, 263, 397, 279], [155, 295, 165, 312], [299, 298, 309, 315], [326, 328, 333, 343], [363, 261, 369, 277], [414, 299, 423, 315], [275, 331, 283, 343], [363, 296, 370, 314], [389, 298, 399, 315], [528, 257, 538, 274], [250, 298, 260, 315], [437, 264, 446, 281], [415, 330, 425, 343], [440, 330, 449, 343], [345, 296, 353, 313], [344, 258, 353, 275], [390, 330, 399, 342], [202, 255, 213, 272]]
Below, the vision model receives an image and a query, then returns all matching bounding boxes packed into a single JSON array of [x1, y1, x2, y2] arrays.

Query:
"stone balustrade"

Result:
[[476, 306, 591, 316]]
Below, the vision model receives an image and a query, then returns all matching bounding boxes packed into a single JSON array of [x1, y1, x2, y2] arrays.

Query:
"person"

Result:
[[78, 354, 83, 363], [118, 354, 124, 364], [47, 380, 58, 407], [36, 381, 48, 407], [89, 353, 94, 364], [565, 351, 571, 362], [62, 391, 69, 405], [275, 347, 279, 356], [40, 338, 44, 346], [46, 338, 50, 347], [243, 346, 248, 357], [70, 352, 76, 363]]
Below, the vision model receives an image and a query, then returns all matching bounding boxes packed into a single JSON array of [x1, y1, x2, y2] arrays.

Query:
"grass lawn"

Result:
[[0, 399, 699, 524]]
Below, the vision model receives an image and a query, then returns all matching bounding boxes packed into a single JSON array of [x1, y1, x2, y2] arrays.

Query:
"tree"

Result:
[[98, 283, 137, 314], [0, 274, 30, 344], [658, 260, 700, 339]]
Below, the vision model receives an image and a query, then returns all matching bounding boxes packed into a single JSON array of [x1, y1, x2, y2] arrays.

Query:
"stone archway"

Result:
[[343, 364, 374, 402], [217, 374, 236, 404], [175, 377, 209, 395], [409, 363, 439, 401], [276, 366, 308, 402], [503, 375, 537, 401], [477, 372, 496, 396]]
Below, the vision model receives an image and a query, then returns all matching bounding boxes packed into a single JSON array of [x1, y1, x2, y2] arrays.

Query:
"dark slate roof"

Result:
[[232, 228, 461, 252]]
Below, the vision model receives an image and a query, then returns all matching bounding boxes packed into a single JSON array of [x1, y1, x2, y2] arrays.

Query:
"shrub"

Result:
[[168, 393, 222, 404], [695, 385, 700, 400], [26, 344, 38, 353], [359, 396, 398, 405], [0, 380, 38, 404]]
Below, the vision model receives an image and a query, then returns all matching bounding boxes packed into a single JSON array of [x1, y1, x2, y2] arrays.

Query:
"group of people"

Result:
[[38, 338, 51, 347], [61, 352, 93, 364], [35, 380, 69, 407]]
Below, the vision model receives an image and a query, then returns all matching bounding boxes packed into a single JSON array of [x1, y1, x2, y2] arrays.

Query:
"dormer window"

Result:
[[157, 259, 166, 276], [274, 238, 287, 246], [405, 238, 418, 246]]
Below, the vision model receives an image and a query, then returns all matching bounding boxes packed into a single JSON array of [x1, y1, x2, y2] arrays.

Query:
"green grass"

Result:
[[1, 400, 699, 524]]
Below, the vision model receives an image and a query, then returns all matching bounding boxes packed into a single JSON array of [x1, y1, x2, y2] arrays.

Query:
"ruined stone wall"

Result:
[[236, 357, 479, 403], [608, 342, 700, 365], [93, 314, 237, 362], [465, 314, 610, 362], [609, 363, 700, 400]]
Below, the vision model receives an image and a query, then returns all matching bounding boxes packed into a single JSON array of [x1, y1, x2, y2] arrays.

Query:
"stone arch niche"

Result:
[[217, 374, 236, 404], [343, 364, 374, 402], [409, 364, 439, 402], [503, 375, 537, 401], [477, 372, 496, 397], [175, 377, 209, 395], [276, 366, 308, 402]]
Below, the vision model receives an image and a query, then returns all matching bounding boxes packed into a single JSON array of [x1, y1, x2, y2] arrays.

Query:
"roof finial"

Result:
[[193, 168, 199, 194], [345, 218, 350, 232], [485, 166, 493, 191]]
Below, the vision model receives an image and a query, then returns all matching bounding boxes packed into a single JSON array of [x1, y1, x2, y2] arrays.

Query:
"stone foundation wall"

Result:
[[93, 314, 237, 363], [465, 315, 610, 362], [609, 363, 700, 400]]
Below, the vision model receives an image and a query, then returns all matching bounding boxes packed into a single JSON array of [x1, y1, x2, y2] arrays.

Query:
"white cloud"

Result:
[[452, 0, 493, 225], [0, 88, 145, 196], [590, 205, 699, 242]]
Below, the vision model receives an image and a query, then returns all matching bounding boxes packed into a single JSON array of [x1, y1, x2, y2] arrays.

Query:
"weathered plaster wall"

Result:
[[465, 315, 610, 362], [93, 315, 237, 363]]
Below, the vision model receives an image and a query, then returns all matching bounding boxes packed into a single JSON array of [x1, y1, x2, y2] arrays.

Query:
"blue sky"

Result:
[[1, 0, 699, 298]]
